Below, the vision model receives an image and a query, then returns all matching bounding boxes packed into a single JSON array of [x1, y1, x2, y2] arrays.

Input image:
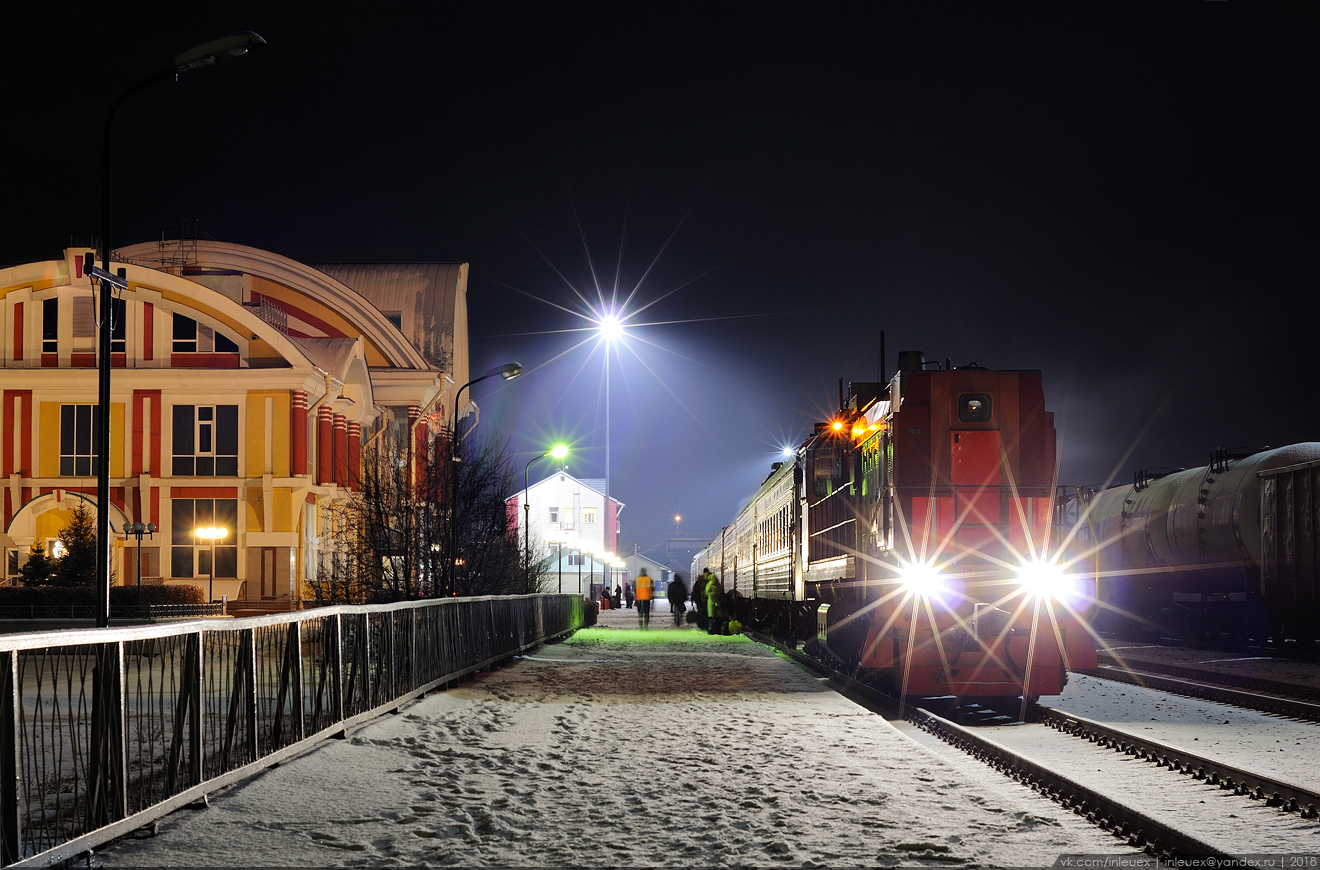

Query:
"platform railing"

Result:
[[0, 593, 591, 866]]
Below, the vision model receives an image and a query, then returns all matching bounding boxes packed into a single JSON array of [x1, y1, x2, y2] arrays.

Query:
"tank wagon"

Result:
[[695, 352, 1096, 701], [1083, 443, 1320, 643]]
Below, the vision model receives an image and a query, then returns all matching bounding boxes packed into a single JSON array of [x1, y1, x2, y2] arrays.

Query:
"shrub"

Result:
[[0, 584, 205, 609], [111, 585, 204, 606]]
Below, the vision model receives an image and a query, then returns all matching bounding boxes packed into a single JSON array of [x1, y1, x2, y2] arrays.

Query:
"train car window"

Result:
[[959, 393, 992, 422]]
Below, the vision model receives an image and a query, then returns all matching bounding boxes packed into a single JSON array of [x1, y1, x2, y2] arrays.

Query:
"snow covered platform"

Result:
[[98, 610, 1139, 867]]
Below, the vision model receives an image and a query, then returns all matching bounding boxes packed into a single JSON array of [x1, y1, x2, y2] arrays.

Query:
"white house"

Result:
[[508, 470, 623, 565]]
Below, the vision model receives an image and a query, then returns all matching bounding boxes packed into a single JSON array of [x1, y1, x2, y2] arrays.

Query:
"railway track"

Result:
[[1077, 658, 1320, 722], [1095, 650, 1320, 703], [1034, 705, 1320, 819], [746, 631, 1226, 861]]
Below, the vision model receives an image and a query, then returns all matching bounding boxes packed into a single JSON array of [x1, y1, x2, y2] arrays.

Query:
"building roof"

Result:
[[311, 263, 465, 380], [507, 470, 625, 508]]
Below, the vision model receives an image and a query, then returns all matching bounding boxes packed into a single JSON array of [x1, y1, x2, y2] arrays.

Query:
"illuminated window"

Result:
[[959, 394, 992, 423], [583, 508, 597, 524], [59, 404, 99, 476], [563, 507, 574, 526], [171, 498, 238, 578]]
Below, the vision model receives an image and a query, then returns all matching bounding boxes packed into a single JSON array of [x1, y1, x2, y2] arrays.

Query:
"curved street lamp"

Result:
[[448, 362, 522, 594], [524, 444, 568, 589], [92, 31, 266, 629]]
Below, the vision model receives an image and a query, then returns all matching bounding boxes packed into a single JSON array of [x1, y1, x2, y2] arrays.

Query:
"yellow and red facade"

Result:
[[0, 242, 469, 606]]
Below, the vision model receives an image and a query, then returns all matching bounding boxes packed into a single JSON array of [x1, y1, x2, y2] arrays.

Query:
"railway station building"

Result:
[[0, 240, 471, 608], [510, 470, 623, 567]]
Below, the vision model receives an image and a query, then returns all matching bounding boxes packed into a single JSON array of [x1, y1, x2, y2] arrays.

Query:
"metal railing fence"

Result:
[[0, 593, 591, 866], [0, 605, 226, 622]]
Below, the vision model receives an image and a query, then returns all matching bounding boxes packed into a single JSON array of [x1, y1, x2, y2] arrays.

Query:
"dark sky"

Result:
[[5, 4, 1317, 556]]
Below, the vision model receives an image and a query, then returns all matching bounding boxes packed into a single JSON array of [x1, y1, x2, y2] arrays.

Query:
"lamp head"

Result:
[[484, 362, 522, 381], [598, 314, 623, 342], [175, 32, 267, 74], [549, 444, 569, 460]]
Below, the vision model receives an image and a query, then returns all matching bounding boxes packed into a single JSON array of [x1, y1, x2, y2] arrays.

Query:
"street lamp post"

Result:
[[195, 526, 228, 603], [448, 362, 522, 595], [523, 445, 568, 587], [120, 522, 156, 613], [92, 32, 266, 629]]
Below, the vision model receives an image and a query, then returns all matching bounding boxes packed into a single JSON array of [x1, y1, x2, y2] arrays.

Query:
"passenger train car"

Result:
[[695, 352, 1096, 701]]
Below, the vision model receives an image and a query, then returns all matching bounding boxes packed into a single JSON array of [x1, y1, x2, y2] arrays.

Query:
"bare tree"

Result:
[[317, 418, 536, 602]]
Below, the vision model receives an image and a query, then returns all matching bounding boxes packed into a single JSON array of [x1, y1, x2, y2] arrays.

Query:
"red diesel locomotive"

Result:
[[694, 351, 1096, 701]]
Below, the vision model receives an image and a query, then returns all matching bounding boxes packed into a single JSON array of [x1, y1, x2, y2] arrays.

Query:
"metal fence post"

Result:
[[245, 628, 258, 764], [332, 613, 345, 731], [1, 652, 19, 865], [386, 612, 396, 705], [292, 621, 305, 742]]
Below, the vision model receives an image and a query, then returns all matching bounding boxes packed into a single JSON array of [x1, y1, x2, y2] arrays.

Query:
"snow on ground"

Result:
[[97, 604, 1137, 868], [899, 669, 1320, 856], [1053, 672, 1320, 795]]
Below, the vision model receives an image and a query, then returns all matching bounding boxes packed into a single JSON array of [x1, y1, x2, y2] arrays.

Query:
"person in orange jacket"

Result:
[[634, 569, 654, 629]]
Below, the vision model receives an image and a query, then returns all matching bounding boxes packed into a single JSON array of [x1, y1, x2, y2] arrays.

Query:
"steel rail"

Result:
[[1077, 665, 1320, 722], [1036, 706, 1320, 820], [745, 631, 1228, 861], [1095, 651, 1320, 704]]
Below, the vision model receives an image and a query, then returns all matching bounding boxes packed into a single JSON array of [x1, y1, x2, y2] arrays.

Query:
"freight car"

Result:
[[695, 352, 1096, 701], [1082, 443, 1320, 643]]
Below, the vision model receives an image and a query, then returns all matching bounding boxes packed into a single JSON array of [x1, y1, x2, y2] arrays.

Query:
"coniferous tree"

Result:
[[53, 499, 99, 587], [18, 542, 54, 586]]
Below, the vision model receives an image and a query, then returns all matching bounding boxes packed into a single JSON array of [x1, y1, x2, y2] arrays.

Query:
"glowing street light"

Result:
[[598, 313, 624, 342], [195, 526, 229, 603], [525, 444, 569, 590]]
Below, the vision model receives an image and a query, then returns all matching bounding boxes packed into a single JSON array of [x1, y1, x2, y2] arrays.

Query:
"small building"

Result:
[[507, 470, 623, 564], [621, 552, 672, 596]]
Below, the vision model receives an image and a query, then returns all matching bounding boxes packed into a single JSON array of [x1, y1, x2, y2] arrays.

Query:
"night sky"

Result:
[[5, 4, 1317, 557]]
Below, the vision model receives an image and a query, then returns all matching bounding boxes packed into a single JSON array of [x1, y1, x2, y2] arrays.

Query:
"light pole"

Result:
[[591, 313, 624, 561], [92, 32, 266, 629], [449, 362, 522, 595], [524, 444, 568, 586], [120, 522, 156, 613], [196, 526, 228, 603]]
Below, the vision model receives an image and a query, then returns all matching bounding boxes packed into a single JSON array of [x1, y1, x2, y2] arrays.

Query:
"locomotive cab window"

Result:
[[959, 394, 992, 423]]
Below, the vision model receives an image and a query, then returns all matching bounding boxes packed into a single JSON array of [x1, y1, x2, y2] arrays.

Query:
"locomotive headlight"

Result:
[[898, 561, 944, 596], [1015, 558, 1068, 600]]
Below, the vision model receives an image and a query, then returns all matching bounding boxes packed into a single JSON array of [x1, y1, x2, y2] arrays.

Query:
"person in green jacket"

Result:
[[705, 572, 725, 635], [692, 568, 710, 631]]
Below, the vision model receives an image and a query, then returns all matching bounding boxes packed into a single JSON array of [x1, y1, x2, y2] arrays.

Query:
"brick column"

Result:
[[291, 391, 308, 475], [316, 405, 332, 485], [332, 413, 348, 487], [348, 422, 362, 491]]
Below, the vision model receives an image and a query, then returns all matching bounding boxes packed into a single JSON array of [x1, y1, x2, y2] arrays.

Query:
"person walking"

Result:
[[667, 573, 688, 628], [692, 569, 710, 632], [705, 571, 724, 635], [624, 582, 634, 609], [634, 569, 654, 629]]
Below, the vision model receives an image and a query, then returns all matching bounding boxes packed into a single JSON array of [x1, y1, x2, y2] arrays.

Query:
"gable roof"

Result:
[[507, 470, 625, 508]]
